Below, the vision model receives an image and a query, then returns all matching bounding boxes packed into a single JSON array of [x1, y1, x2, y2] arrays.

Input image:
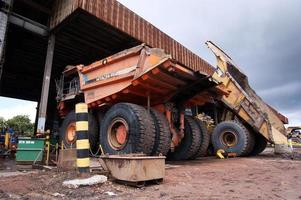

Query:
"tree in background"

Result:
[[5, 115, 34, 136], [0, 116, 7, 132]]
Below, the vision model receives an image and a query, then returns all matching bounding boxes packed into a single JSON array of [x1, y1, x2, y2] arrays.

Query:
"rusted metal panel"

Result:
[[50, 0, 79, 28], [57, 149, 76, 171], [50, 0, 215, 75], [101, 154, 165, 182]]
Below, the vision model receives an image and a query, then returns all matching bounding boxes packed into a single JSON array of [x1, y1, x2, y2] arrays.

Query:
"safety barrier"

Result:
[[75, 103, 90, 174]]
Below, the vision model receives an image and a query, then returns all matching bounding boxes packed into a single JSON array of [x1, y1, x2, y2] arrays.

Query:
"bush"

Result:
[[1, 115, 34, 136]]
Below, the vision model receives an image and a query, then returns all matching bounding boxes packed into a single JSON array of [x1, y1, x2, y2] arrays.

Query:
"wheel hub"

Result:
[[221, 131, 237, 147], [116, 124, 127, 144], [107, 118, 129, 150], [66, 122, 76, 144]]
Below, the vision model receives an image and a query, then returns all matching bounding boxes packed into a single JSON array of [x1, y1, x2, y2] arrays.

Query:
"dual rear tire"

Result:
[[168, 116, 201, 160], [99, 103, 156, 155], [248, 132, 267, 156], [168, 116, 210, 160], [99, 103, 172, 156]]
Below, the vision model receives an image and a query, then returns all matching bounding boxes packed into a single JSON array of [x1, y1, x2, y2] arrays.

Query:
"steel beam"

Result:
[[8, 12, 48, 36], [37, 34, 55, 133], [0, 10, 8, 83], [0, 0, 12, 85], [17, 0, 51, 15]]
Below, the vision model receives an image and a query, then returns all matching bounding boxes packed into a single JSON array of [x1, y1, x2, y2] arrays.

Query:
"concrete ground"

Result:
[[0, 148, 300, 200]]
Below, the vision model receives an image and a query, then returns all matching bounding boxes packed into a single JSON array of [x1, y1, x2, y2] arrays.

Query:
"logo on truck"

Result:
[[85, 65, 137, 84]]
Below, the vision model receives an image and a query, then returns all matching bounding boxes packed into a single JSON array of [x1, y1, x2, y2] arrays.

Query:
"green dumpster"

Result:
[[16, 137, 45, 163]]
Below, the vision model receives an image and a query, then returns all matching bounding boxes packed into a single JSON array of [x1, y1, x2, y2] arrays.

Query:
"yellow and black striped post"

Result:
[[45, 130, 50, 166], [75, 103, 90, 175]]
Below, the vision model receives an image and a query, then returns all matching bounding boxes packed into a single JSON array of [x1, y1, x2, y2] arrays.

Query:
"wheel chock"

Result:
[[216, 149, 237, 159], [216, 149, 225, 159]]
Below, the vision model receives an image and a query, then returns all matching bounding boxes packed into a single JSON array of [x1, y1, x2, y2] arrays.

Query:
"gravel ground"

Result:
[[0, 147, 300, 200]]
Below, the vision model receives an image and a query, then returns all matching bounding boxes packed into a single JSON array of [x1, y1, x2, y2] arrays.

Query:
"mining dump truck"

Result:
[[287, 126, 301, 146], [205, 41, 289, 155], [56, 43, 288, 159]]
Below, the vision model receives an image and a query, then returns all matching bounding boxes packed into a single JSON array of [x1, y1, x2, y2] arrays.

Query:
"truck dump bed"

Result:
[[65, 44, 224, 109], [206, 41, 288, 145]]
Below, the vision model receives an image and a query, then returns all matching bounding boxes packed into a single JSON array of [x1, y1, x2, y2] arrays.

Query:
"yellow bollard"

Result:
[[75, 103, 90, 175], [4, 132, 9, 149], [45, 130, 50, 165]]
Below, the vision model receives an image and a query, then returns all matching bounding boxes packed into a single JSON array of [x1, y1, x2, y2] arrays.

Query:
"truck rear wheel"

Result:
[[99, 103, 155, 155], [191, 119, 210, 158], [149, 109, 171, 156], [248, 133, 267, 156], [211, 120, 254, 156], [168, 116, 201, 160], [59, 111, 98, 151]]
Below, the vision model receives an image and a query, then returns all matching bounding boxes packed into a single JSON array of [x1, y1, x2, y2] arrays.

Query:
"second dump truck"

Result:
[[55, 42, 288, 160]]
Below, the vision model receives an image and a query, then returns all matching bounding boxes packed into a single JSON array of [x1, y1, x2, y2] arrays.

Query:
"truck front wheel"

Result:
[[211, 120, 254, 156], [59, 111, 98, 152]]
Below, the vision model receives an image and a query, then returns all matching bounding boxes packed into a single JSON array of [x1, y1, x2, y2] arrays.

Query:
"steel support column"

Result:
[[0, 0, 12, 83], [37, 34, 55, 133], [0, 11, 8, 82]]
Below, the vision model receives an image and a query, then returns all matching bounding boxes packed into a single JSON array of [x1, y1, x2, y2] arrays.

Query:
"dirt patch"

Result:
[[0, 148, 300, 199], [259, 146, 301, 160], [0, 158, 16, 171]]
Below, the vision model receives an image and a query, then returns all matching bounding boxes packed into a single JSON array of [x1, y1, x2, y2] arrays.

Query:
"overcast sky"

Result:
[[117, 0, 301, 125], [0, 0, 300, 126]]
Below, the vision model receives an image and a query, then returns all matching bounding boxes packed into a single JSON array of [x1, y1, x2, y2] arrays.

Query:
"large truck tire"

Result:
[[99, 103, 155, 155], [248, 133, 267, 156], [168, 116, 201, 160], [191, 119, 210, 158], [149, 109, 171, 156], [59, 111, 98, 151], [211, 120, 254, 156]]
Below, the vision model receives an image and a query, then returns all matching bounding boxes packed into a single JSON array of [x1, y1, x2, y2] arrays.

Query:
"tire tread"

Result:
[[150, 109, 171, 156]]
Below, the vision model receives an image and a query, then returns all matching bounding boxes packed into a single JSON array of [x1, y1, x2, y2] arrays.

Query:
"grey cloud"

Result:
[[258, 81, 301, 111], [118, 0, 301, 125]]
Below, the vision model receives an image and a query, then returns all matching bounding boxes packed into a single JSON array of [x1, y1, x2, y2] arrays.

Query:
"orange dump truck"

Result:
[[55, 43, 288, 159]]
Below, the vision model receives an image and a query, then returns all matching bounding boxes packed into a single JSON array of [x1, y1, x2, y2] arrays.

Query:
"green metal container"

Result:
[[16, 137, 45, 163]]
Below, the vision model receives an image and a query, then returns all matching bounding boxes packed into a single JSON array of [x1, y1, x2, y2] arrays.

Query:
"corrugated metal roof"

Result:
[[50, 0, 215, 75]]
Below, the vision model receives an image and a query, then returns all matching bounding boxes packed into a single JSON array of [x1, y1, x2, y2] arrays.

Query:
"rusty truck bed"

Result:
[[64, 44, 224, 110]]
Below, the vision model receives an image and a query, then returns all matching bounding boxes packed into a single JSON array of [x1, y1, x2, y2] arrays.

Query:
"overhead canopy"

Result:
[[1, 0, 215, 104], [50, 0, 215, 74]]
